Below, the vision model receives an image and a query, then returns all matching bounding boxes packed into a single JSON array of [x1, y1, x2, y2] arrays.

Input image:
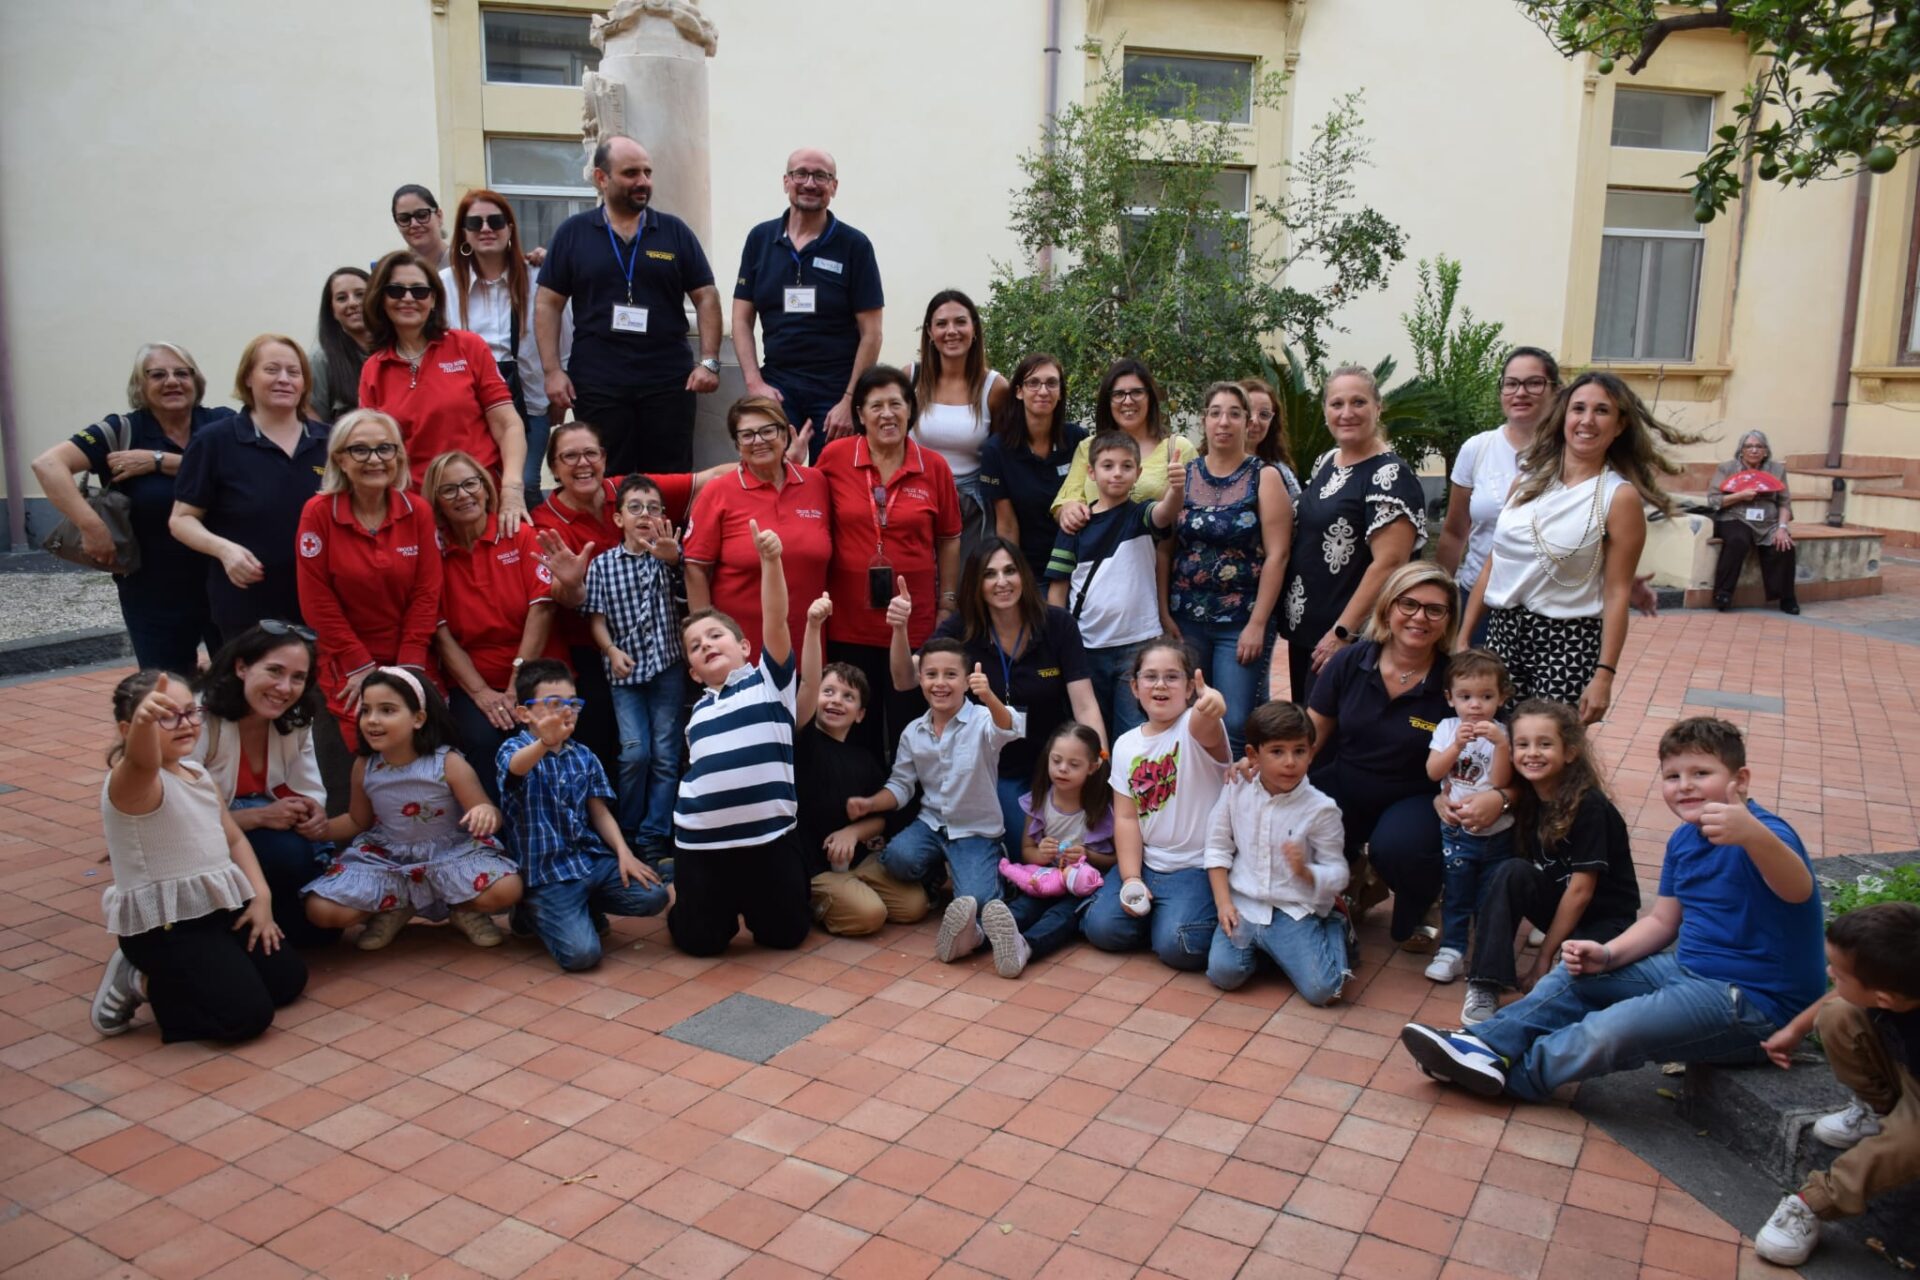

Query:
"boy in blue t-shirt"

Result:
[[1400, 716, 1825, 1101]]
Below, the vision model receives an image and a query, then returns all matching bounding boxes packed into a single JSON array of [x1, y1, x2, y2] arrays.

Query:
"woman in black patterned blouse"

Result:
[[1276, 366, 1427, 706]]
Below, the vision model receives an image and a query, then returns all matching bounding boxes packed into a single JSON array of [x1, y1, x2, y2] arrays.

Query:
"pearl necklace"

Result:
[[1529, 468, 1610, 589]]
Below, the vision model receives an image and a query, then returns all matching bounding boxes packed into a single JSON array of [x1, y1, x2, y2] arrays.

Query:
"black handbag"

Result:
[[42, 414, 142, 576]]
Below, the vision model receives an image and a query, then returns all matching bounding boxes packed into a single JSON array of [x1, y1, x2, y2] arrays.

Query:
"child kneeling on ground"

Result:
[[1400, 716, 1824, 1104], [1752, 902, 1920, 1266], [497, 659, 667, 970], [1204, 701, 1349, 1004]]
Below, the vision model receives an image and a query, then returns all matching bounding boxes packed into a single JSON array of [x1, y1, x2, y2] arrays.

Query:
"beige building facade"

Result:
[[3, 0, 1917, 547]]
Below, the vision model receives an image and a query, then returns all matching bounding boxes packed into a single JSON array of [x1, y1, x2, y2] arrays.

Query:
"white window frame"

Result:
[[1122, 168, 1252, 250], [480, 7, 597, 88], [1122, 50, 1257, 126], [1608, 88, 1715, 154], [1596, 198, 1704, 362]]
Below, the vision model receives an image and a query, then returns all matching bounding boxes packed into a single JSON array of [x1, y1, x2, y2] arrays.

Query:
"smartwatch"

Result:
[[1333, 623, 1353, 642], [699, 357, 721, 374]]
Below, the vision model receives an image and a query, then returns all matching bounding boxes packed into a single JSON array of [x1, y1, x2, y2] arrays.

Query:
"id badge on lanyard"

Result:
[[607, 218, 647, 333], [866, 481, 895, 609]]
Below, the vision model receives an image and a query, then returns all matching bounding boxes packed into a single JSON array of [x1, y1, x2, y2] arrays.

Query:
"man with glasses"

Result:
[[537, 135, 722, 477], [731, 148, 884, 462]]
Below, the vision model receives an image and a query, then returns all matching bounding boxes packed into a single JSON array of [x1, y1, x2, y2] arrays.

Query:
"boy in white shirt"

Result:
[[1422, 649, 1516, 988], [1205, 701, 1349, 1004]]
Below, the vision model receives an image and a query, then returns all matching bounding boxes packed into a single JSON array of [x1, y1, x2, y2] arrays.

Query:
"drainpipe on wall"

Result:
[[0, 196, 23, 554], [1037, 0, 1063, 277], [1823, 173, 1873, 525]]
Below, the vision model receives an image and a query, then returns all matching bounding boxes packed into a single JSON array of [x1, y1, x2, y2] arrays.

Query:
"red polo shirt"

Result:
[[359, 329, 514, 486], [683, 462, 833, 659], [530, 472, 695, 648], [296, 489, 444, 727], [816, 436, 961, 648], [439, 515, 560, 689]]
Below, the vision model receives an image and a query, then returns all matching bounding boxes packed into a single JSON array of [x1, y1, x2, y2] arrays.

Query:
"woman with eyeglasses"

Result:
[[1706, 430, 1797, 615], [426, 451, 558, 803], [310, 268, 373, 424], [1051, 359, 1198, 535], [684, 397, 833, 662], [171, 336, 331, 641], [977, 354, 1086, 579], [909, 290, 1009, 562], [358, 250, 530, 534], [1306, 562, 1461, 947], [1434, 348, 1561, 642], [189, 624, 338, 947], [442, 190, 558, 499], [295, 410, 444, 750], [32, 342, 233, 674], [391, 184, 447, 273]]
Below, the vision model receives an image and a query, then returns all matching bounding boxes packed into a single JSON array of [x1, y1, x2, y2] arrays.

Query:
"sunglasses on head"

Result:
[[259, 619, 317, 642], [393, 208, 436, 226], [383, 284, 433, 300], [462, 213, 509, 232]]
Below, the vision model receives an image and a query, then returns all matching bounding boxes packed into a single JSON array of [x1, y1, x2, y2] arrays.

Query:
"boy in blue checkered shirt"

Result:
[[584, 473, 686, 863], [498, 659, 667, 971]]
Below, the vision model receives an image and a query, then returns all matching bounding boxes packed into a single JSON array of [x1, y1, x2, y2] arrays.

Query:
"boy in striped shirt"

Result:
[[668, 520, 813, 955]]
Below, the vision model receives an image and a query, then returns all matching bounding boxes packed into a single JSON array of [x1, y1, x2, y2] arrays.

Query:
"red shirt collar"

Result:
[[853, 436, 925, 480], [737, 461, 806, 491], [370, 332, 450, 366], [328, 488, 414, 530], [541, 478, 615, 527]]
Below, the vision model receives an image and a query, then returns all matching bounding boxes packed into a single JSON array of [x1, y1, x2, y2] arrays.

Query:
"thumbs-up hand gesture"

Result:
[[1191, 668, 1226, 724], [885, 575, 913, 632], [750, 519, 783, 563], [968, 661, 992, 702], [133, 673, 186, 729], [1165, 458, 1186, 501], [807, 592, 833, 628]]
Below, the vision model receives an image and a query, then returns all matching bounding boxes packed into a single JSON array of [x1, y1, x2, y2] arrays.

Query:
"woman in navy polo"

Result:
[[1307, 562, 1468, 945], [32, 343, 231, 673], [977, 353, 1085, 579], [170, 336, 331, 641]]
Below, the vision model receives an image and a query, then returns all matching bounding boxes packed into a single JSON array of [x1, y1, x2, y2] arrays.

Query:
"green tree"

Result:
[[1516, 1, 1920, 218], [1401, 255, 1507, 474], [983, 47, 1407, 422]]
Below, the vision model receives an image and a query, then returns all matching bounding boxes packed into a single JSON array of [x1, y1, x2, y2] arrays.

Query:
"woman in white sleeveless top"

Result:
[[1461, 372, 1699, 724], [910, 290, 1010, 570]]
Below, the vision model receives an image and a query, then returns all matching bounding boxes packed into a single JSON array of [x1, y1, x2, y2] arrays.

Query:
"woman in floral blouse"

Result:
[[1277, 366, 1426, 707], [1168, 382, 1292, 752]]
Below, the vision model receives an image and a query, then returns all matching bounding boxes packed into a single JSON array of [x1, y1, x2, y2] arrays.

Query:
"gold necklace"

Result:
[[1529, 469, 1610, 588]]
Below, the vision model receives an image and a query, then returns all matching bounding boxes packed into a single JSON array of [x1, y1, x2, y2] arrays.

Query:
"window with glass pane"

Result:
[[483, 9, 597, 86], [1906, 189, 1920, 362], [1610, 90, 1713, 151], [486, 137, 596, 250], [1122, 169, 1252, 271], [1123, 52, 1254, 124], [1594, 190, 1703, 361]]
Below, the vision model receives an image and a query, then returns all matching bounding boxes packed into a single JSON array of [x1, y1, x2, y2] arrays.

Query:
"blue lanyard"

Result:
[[604, 216, 644, 304], [782, 216, 833, 286], [989, 624, 1025, 699]]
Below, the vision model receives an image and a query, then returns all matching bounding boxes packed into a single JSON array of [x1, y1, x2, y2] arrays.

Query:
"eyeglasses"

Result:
[[522, 696, 587, 712], [1110, 388, 1149, 402], [343, 442, 400, 462], [258, 619, 317, 642], [1391, 595, 1452, 622], [1133, 672, 1187, 687], [1500, 377, 1553, 395], [1021, 377, 1062, 392], [383, 283, 433, 301], [1251, 410, 1275, 424], [393, 208, 436, 226], [622, 501, 667, 516], [435, 476, 486, 501], [145, 367, 195, 382], [556, 448, 604, 467], [785, 168, 837, 185], [462, 213, 508, 232], [733, 425, 785, 444], [156, 705, 206, 730]]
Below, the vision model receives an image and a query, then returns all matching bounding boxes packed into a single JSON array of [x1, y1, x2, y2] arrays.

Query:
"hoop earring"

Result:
[[459, 242, 473, 257]]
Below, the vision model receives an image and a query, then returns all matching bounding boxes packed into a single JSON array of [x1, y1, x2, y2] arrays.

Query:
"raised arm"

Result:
[[752, 520, 792, 665]]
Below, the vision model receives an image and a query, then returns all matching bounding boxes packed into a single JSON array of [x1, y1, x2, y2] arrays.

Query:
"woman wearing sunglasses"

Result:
[[358, 250, 530, 534], [425, 450, 558, 803], [391, 184, 447, 273]]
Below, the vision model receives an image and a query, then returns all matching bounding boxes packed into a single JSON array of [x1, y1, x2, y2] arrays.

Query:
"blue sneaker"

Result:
[[1400, 1023, 1507, 1097]]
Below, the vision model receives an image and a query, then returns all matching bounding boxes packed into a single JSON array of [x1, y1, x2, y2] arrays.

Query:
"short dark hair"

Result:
[[513, 658, 575, 704], [1501, 345, 1562, 386], [390, 183, 438, 217], [196, 624, 323, 733], [1245, 700, 1314, 750], [546, 419, 604, 470], [365, 249, 447, 349], [616, 472, 663, 506], [918, 636, 969, 668], [820, 661, 870, 709], [852, 364, 918, 434], [1658, 716, 1746, 770], [1088, 430, 1141, 466], [1827, 903, 1920, 998], [592, 135, 642, 175], [682, 608, 745, 643], [1447, 648, 1514, 699], [1128, 635, 1195, 682]]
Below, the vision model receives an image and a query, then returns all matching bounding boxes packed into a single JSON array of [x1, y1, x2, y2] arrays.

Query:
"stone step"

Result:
[[1641, 505, 1882, 606]]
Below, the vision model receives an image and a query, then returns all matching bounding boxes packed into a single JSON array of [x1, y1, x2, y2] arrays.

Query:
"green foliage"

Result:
[[983, 46, 1407, 424], [1516, 2, 1920, 216], [1401, 256, 1508, 474], [1822, 864, 1920, 920]]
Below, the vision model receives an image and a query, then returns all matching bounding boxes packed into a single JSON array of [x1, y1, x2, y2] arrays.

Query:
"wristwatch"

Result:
[[1332, 623, 1353, 642], [699, 357, 721, 374], [152, 451, 166, 470]]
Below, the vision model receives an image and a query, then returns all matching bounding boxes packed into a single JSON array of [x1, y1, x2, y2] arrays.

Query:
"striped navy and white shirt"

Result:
[[674, 648, 798, 849]]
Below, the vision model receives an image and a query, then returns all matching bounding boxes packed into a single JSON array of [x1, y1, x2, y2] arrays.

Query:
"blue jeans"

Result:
[[1010, 892, 1085, 961], [523, 412, 550, 499], [1080, 865, 1217, 971], [1472, 951, 1778, 1101], [994, 778, 1026, 857], [1207, 911, 1348, 1005], [448, 689, 513, 806], [523, 857, 670, 971], [610, 669, 685, 850], [229, 794, 336, 948], [760, 374, 841, 464], [880, 822, 1004, 906], [1083, 643, 1145, 741], [1439, 823, 1513, 954], [1177, 618, 1259, 754]]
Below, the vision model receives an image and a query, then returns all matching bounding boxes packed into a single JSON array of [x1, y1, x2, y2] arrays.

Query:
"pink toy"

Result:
[[1000, 856, 1104, 898]]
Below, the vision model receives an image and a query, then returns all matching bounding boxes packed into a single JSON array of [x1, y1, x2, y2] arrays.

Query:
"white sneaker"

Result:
[[934, 897, 983, 963], [1526, 928, 1546, 947], [1424, 947, 1465, 983], [1460, 984, 1500, 1027], [1754, 1194, 1819, 1266], [90, 951, 144, 1037], [1812, 1097, 1884, 1149], [979, 899, 1031, 978]]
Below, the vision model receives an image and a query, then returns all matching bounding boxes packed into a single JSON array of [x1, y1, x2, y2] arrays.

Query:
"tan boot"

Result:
[[449, 906, 504, 947], [355, 909, 410, 951]]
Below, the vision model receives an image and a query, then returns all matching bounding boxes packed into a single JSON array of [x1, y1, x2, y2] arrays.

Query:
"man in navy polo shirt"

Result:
[[731, 147, 884, 460], [537, 135, 722, 476]]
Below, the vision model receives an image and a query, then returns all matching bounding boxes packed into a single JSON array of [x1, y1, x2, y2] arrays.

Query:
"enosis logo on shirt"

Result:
[[1038, 667, 1061, 679], [397, 545, 419, 557], [645, 250, 676, 261], [1409, 716, 1437, 733], [498, 549, 522, 565], [795, 507, 824, 521], [902, 486, 931, 502], [439, 360, 468, 374]]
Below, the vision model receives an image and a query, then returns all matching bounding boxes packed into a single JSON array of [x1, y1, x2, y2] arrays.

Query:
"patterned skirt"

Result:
[[301, 834, 517, 919], [1484, 606, 1604, 711]]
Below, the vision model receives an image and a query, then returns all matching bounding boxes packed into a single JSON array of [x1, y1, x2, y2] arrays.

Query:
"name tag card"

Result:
[[784, 287, 817, 315], [612, 305, 649, 334], [1746, 507, 1767, 521]]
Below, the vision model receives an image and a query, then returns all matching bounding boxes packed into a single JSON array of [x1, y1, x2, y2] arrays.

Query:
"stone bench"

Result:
[[1638, 500, 1882, 607]]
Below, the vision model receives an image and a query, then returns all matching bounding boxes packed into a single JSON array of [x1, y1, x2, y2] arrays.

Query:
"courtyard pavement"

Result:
[[1, 564, 1916, 1280]]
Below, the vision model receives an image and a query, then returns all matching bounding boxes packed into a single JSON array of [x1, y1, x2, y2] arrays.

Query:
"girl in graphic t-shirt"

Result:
[[1080, 637, 1232, 970]]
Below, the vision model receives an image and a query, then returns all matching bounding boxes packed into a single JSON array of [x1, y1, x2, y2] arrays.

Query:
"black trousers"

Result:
[[1314, 765, 1442, 942], [667, 828, 813, 956], [240, 824, 339, 948], [824, 640, 927, 766], [1712, 521, 1798, 604], [572, 384, 696, 477], [1467, 858, 1634, 990], [564, 644, 622, 783], [117, 909, 307, 1043]]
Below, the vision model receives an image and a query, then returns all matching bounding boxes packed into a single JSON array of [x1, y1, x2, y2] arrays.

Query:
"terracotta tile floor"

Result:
[[3, 591, 1917, 1279]]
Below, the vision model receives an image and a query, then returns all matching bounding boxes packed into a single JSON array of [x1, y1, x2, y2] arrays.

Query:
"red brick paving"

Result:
[[4, 595, 1918, 1278]]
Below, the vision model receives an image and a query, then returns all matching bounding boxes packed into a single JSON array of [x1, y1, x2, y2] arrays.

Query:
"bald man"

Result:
[[731, 147, 884, 460]]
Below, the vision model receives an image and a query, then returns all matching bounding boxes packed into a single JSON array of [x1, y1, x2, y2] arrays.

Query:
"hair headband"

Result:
[[375, 666, 426, 708]]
